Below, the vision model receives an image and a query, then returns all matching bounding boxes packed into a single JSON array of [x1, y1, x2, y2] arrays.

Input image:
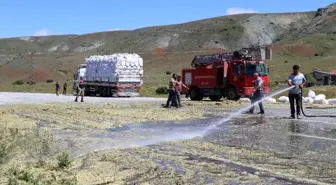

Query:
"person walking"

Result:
[[63, 81, 68, 95], [75, 77, 85, 102], [288, 65, 306, 119], [55, 81, 60, 96], [248, 73, 265, 114], [174, 75, 189, 107], [163, 74, 178, 108]]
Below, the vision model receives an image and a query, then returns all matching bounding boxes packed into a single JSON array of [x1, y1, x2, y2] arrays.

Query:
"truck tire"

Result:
[[190, 88, 203, 101], [107, 87, 112, 97], [209, 95, 222, 101], [226, 87, 240, 100], [98, 87, 103, 97], [102, 87, 106, 97], [103, 87, 108, 97]]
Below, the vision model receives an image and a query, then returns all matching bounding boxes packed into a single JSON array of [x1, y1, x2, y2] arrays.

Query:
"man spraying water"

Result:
[[247, 72, 265, 114], [288, 65, 306, 119]]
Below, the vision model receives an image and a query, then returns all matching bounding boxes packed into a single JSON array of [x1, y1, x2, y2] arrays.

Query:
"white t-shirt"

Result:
[[288, 72, 306, 94]]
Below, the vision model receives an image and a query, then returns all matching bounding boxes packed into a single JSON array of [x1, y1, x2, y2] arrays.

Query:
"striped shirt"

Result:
[[169, 78, 175, 90]]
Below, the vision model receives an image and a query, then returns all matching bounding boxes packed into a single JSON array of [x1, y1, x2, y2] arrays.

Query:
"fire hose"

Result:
[[298, 86, 336, 117]]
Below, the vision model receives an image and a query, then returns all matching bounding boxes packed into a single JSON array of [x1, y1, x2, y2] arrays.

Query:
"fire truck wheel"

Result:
[[209, 95, 222, 101], [190, 88, 202, 101], [226, 87, 239, 100]]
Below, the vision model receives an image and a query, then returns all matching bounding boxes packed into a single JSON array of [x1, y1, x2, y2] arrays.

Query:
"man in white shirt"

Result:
[[248, 73, 265, 114], [288, 65, 306, 119]]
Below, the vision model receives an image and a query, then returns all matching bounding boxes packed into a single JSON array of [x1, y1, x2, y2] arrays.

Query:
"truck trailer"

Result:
[[181, 45, 271, 101], [73, 53, 144, 97]]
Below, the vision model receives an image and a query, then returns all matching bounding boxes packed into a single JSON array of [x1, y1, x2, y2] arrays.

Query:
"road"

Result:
[[0, 92, 165, 105], [1, 92, 336, 184]]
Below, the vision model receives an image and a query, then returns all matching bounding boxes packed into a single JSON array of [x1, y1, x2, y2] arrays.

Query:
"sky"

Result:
[[0, 0, 335, 38]]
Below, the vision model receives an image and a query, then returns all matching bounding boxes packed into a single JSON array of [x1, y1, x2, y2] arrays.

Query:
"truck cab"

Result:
[[181, 45, 271, 101], [226, 60, 269, 100]]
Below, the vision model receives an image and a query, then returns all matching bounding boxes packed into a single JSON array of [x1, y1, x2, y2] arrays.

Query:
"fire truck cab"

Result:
[[181, 45, 272, 101]]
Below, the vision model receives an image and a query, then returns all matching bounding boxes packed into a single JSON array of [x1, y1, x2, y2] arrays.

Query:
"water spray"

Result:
[[205, 86, 295, 133]]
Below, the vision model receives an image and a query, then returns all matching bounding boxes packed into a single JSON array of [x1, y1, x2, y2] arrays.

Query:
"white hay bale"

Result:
[[278, 96, 289, 103], [303, 97, 314, 104], [264, 97, 276, 103], [239, 98, 251, 103], [315, 94, 326, 100], [313, 98, 329, 104], [328, 98, 336, 105], [308, 90, 316, 98]]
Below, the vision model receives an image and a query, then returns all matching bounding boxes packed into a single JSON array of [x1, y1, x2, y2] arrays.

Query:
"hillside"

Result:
[[0, 3, 335, 94]]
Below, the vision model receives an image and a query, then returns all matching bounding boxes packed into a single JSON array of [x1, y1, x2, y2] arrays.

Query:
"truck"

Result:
[[73, 53, 144, 97], [181, 45, 272, 101]]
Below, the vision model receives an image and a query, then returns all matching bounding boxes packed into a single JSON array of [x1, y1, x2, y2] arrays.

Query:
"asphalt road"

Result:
[[50, 105, 336, 184], [2, 92, 336, 184]]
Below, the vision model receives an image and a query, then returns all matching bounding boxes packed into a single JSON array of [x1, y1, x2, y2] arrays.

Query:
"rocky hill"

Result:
[[0, 3, 335, 88]]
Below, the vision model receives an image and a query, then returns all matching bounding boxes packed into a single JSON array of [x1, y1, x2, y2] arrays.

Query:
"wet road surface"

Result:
[[46, 105, 336, 184]]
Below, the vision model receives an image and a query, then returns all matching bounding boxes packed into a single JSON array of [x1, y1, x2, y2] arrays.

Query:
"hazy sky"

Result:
[[0, 0, 334, 38]]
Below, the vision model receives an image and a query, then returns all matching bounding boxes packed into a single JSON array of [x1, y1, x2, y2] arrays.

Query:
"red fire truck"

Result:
[[181, 45, 272, 101]]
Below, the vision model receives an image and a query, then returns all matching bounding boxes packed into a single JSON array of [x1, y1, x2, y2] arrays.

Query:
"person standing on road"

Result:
[[63, 81, 68, 95], [288, 65, 306, 119], [248, 73, 265, 114], [163, 74, 178, 108], [75, 77, 85, 102], [55, 81, 60, 96], [174, 75, 189, 107]]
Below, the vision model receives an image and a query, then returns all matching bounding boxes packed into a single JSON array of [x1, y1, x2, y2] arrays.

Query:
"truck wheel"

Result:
[[106, 87, 112, 97], [209, 95, 222, 101], [226, 87, 239, 100], [190, 88, 203, 101], [102, 87, 108, 97], [190, 88, 199, 101], [98, 87, 103, 97]]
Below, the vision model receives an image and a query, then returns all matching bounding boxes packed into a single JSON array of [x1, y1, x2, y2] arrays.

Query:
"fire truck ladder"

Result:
[[191, 53, 234, 68]]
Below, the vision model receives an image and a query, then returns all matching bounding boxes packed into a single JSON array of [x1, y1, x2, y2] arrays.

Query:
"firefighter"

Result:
[[163, 74, 178, 108], [288, 65, 306, 119], [174, 75, 189, 107], [63, 81, 68, 95], [55, 81, 60, 96], [75, 77, 85, 102], [248, 72, 265, 114]]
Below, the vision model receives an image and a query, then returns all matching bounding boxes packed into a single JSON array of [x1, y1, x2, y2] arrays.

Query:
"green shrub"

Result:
[[0, 128, 18, 164], [46, 79, 54, 83], [12, 80, 24, 85], [26, 81, 36, 85], [155, 86, 168, 94], [57, 152, 72, 170], [304, 73, 317, 84], [166, 71, 171, 75]]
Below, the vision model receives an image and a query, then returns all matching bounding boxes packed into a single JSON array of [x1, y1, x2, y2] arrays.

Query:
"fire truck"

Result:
[[181, 45, 272, 101]]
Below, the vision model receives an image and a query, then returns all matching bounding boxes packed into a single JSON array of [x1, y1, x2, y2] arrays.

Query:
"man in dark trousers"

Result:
[[288, 65, 306, 119], [75, 77, 85, 102], [163, 74, 179, 108], [248, 72, 265, 114], [174, 75, 189, 107], [63, 81, 68, 95], [55, 81, 60, 96]]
